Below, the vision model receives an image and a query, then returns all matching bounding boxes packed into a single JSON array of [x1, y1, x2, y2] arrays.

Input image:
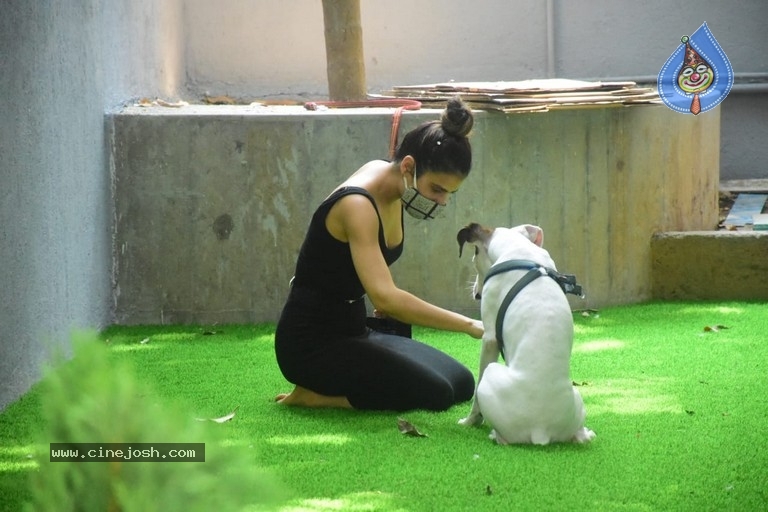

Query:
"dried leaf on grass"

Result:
[[397, 417, 428, 437], [201, 325, 222, 336], [196, 406, 239, 423]]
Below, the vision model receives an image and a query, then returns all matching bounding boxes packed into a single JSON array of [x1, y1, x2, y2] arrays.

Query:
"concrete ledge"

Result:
[[651, 231, 768, 300]]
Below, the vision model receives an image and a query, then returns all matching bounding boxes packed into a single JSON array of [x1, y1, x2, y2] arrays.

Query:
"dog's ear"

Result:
[[522, 224, 544, 247], [457, 223, 491, 257], [457, 225, 473, 257]]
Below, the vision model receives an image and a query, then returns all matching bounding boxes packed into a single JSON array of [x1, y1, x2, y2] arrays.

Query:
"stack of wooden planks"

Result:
[[374, 79, 661, 113]]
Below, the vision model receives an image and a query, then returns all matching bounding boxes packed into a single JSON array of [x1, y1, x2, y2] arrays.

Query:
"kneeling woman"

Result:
[[274, 97, 483, 411]]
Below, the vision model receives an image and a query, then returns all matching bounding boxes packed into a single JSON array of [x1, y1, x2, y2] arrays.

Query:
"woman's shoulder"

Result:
[[324, 188, 380, 244], [326, 186, 376, 207], [331, 189, 380, 220]]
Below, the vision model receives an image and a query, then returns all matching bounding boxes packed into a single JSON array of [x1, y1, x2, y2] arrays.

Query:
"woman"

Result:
[[274, 97, 483, 411]]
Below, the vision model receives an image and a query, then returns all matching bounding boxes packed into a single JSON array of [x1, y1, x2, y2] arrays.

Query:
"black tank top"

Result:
[[292, 186, 404, 301]]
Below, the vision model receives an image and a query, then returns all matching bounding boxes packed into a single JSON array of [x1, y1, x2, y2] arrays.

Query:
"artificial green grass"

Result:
[[1, 301, 767, 511]]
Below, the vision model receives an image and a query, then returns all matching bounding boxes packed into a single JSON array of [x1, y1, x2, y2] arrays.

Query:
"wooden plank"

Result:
[[499, 105, 550, 113], [386, 87, 654, 101], [547, 101, 662, 110], [490, 91, 659, 105], [384, 79, 661, 114], [391, 79, 637, 93], [505, 88, 656, 99]]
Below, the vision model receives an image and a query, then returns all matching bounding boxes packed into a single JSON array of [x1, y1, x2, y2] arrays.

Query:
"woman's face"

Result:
[[415, 170, 464, 206]]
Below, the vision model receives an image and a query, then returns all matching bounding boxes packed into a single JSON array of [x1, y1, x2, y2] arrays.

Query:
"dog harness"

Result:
[[484, 260, 584, 361]]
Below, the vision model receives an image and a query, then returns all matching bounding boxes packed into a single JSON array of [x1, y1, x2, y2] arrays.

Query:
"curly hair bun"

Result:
[[440, 96, 474, 138]]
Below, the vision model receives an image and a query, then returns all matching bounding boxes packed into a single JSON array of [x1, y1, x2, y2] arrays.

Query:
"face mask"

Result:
[[400, 171, 446, 220]]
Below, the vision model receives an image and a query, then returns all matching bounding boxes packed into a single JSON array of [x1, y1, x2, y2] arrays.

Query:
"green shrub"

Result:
[[25, 332, 285, 512]]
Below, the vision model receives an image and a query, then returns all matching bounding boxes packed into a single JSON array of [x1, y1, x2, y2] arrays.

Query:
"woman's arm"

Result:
[[332, 195, 483, 339]]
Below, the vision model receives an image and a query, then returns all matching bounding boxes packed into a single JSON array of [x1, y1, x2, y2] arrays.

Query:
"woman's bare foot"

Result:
[[275, 385, 352, 408]]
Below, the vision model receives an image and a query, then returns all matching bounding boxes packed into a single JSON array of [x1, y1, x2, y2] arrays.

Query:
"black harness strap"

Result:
[[493, 267, 546, 360], [484, 260, 584, 361]]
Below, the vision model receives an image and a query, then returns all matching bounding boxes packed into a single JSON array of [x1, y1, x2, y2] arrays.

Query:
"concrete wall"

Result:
[[0, 1, 183, 411], [652, 231, 768, 301], [111, 103, 720, 325], [720, 93, 768, 180], [182, 0, 768, 180]]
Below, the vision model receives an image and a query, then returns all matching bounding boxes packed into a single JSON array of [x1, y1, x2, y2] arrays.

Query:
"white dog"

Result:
[[456, 223, 595, 445]]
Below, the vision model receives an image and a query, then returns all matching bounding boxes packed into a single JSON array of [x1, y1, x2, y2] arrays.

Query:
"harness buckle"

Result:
[[552, 272, 584, 298]]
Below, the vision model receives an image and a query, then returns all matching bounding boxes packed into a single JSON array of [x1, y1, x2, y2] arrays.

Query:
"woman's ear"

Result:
[[400, 155, 415, 176]]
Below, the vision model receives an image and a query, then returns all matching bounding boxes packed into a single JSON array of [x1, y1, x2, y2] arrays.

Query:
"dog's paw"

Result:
[[458, 414, 483, 427], [489, 429, 509, 445], [572, 427, 596, 444]]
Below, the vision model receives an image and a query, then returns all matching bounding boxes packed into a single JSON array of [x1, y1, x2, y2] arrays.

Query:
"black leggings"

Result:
[[275, 286, 475, 411]]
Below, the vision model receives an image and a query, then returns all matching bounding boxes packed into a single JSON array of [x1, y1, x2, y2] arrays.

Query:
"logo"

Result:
[[657, 22, 733, 115]]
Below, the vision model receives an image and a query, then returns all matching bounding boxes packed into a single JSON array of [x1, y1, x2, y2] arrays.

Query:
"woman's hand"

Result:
[[467, 318, 484, 339]]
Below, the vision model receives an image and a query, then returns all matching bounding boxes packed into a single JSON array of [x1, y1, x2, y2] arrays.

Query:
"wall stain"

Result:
[[213, 214, 234, 240]]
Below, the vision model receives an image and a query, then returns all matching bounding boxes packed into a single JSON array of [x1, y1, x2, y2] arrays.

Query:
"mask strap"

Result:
[[403, 167, 418, 191]]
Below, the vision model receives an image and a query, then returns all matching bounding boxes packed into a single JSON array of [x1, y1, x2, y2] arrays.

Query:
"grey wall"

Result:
[[183, 0, 768, 96], [0, 1, 183, 411], [182, 0, 768, 180], [720, 93, 768, 180]]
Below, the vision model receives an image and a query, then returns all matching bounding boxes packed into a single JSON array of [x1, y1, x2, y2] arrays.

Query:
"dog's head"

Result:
[[457, 223, 544, 299]]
